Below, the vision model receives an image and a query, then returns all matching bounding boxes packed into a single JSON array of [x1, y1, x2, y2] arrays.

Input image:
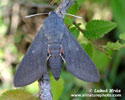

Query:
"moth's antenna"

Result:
[[25, 12, 82, 19], [25, 13, 49, 18], [65, 13, 82, 19]]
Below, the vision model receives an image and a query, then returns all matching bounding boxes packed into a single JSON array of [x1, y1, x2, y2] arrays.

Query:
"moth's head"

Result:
[[48, 11, 57, 16], [47, 11, 62, 19], [43, 11, 65, 31]]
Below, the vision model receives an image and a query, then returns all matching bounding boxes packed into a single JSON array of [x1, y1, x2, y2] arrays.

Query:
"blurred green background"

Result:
[[0, 0, 125, 100]]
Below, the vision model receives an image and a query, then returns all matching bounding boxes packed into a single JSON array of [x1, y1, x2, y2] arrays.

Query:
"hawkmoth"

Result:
[[14, 12, 99, 87]]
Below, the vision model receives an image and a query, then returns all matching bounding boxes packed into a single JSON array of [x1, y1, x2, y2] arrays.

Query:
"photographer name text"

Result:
[[90, 89, 121, 93]]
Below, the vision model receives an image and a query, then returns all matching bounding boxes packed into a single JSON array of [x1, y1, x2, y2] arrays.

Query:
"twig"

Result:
[[73, 20, 85, 33], [39, 72, 53, 100], [55, 0, 76, 18]]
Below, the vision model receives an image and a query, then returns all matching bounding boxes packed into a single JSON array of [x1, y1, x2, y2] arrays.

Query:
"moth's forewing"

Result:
[[61, 27, 99, 82], [14, 28, 48, 87]]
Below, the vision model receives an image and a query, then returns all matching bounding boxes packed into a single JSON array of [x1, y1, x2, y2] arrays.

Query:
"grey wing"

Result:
[[61, 28, 99, 82], [14, 28, 48, 87]]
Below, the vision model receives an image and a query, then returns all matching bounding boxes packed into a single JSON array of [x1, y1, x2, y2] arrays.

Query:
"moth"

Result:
[[14, 11, 99, 87]]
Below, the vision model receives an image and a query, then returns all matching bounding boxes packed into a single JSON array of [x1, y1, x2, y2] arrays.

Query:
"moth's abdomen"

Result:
[[48, 42, 63, 80]]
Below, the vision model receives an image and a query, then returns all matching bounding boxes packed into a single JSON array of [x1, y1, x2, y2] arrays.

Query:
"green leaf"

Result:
[[81, 43, 93, 58], [77, 0, 85, 6], [64, 17, 74, 26], [69, 26, 80, 39], [60, 71, 74, 100], [50, 74, 64, 100], [64, 0, 84, 26], [92, 48, 111, 73], [67, 2, 79, 14], [104, 41, 125, 50], [64, 1, 79, 25], [112, 0, 125, 33], [84, 20, 117, 39], [25, 81, 39, 94], [119, 33, 125, 40], [0, 89, 38, 100]]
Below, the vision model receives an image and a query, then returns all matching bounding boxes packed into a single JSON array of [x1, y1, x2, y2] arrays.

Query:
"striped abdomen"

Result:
[[48, 42, 63, 80]]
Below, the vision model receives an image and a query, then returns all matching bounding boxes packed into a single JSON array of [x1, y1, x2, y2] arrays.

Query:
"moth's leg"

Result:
[[59, 45, 66, 62], [46, 48, 51, 61]]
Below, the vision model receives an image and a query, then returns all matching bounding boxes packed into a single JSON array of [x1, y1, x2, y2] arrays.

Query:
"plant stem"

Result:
[[56, 0, 76, 18], [39, 72, 53, 100]]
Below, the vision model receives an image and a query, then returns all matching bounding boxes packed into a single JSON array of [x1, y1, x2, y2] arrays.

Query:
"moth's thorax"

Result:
[[43, 12, 65, 41], [43, 21, 64, 41], [44, 31, 64, 41]]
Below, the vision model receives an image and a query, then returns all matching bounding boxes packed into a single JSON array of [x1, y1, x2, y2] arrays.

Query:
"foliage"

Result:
[[69, 25, 80, 39], [0, 89, 38, 100], [0, 0, 125, 100], [104, 41, 125, 51], [50, 74, 64, 100], [64, 0, 85, 25], [84, 20, 117, 39], [112, 0, 125, 33], [119, 33, 125, 40]]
